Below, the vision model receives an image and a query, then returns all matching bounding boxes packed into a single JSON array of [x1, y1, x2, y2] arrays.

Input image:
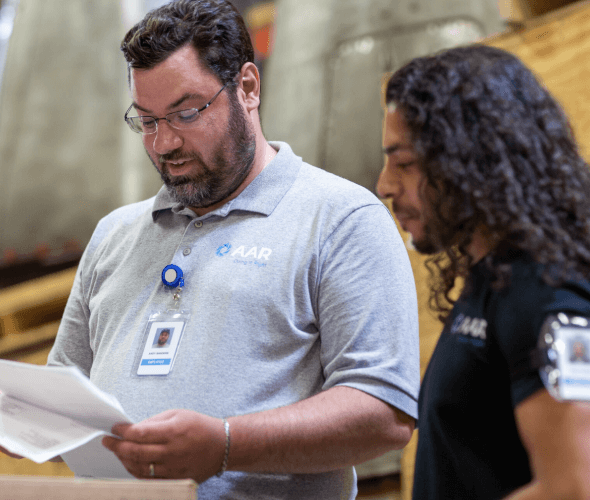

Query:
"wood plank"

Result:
[[0, 267, 76, 335], [486, 1, 590, 161], [0, 321, 59, 360]]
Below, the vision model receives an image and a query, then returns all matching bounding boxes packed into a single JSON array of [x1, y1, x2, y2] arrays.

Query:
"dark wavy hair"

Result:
[[120, 0, 254, 89], [386, 44, 590, 320]]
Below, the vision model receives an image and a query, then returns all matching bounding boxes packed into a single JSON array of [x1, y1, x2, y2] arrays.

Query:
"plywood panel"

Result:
[[486, 1, 590, 161]]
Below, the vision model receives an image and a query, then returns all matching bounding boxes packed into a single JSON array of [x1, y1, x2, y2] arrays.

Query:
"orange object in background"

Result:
[[245, 1, 276, 61]]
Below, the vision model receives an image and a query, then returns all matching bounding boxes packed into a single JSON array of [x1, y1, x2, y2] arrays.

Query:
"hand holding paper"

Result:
[[103, 409, 226, 483]]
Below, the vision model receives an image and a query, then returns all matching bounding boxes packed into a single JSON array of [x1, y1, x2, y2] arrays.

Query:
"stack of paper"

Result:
[[0, 359, 134, 478]]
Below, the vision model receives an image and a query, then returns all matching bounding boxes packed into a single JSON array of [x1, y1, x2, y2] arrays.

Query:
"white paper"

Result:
[[61, 435, 134, 478], [0, 359, 134, 477]]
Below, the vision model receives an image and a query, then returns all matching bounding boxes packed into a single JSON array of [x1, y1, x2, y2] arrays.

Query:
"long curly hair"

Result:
[[120, 0, 254, 89], [386, 44, 590, 320]]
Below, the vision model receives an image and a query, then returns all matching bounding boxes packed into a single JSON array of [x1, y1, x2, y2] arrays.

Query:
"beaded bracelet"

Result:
[[216, 418, 230, 477]]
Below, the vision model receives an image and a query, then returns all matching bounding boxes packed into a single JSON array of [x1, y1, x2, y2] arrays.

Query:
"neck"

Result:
[[466, 227, 495, 263]]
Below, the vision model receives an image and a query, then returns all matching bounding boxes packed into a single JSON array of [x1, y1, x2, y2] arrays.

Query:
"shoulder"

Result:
[[268, 142, 396, 238], [94, 197, 155, 235], [300, 164, 399, 243], [84, 196, 156, 255], [95, 197, 155, 232], [496, 255, 590, 315], [484, 254, 590, 340], [272, 141, 385, 210], [300, 162, 381, 205], [297, 162, 393, 226]]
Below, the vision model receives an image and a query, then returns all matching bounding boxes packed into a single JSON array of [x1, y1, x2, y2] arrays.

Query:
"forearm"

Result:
[[503, 479, 590, 500], [503, 481, 543, 500], [511, 391, 590, 500], [226, 385, 415, 474]]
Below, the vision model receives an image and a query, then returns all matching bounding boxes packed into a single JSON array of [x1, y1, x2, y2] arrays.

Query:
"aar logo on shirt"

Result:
[[216, 243, 273, 268], [450, 313, 488, 346]]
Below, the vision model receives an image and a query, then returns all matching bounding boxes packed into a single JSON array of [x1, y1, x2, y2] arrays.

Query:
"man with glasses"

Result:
[[39, 1, 419, 498]]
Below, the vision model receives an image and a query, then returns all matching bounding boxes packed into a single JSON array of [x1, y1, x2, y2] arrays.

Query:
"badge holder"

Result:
[[133, 265, 190, 377], [535, 312, 590, 401]]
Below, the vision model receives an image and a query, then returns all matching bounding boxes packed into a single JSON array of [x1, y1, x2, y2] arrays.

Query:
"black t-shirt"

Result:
[[413, 253, 590, 500]]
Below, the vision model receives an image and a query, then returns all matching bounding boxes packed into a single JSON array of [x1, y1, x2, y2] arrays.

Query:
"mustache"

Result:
[[391, 202, 421, 220], [159, 150, 201, 163]]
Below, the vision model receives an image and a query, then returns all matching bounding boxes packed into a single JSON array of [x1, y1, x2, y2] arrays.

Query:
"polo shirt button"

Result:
[[183, 248, 191, 256], [194, 221, 203, 228]]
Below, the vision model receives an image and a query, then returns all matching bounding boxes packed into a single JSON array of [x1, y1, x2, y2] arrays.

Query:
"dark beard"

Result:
[[411, 232, 440, 255], [153, 89, 256, 209]]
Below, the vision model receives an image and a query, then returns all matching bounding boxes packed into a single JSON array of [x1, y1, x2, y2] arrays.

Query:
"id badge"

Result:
[[537, 312, 590, 401], [133, 264, 189, 376], [134, 310, 189, 376]]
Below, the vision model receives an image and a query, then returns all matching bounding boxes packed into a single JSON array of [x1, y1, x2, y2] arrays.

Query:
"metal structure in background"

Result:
[[261, 0, 505, 192], [0, 0, 18, 97], [0, 0, 19, 98]]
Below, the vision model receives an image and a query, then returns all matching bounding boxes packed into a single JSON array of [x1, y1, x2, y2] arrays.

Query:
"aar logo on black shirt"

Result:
[[450, 313, 488, 347]]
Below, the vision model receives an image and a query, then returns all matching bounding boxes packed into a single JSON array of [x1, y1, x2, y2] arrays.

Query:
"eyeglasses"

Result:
[[124, 83, 227, 135]]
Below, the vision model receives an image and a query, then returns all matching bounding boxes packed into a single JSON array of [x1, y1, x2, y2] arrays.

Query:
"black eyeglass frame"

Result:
[[124, 82, 228, 135]]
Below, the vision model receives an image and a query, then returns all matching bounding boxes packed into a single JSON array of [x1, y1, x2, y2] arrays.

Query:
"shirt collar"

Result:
[[151, 141, 301, 221]]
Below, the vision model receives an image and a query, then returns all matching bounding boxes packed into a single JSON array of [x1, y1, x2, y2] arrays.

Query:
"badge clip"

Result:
[[162, 264, 184, 310]]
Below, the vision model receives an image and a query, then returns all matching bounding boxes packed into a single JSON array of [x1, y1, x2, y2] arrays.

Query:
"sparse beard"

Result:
[[394, 204, 440, 255]]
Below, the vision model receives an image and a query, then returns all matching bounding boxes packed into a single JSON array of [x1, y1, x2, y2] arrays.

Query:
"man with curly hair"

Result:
[[377, 44, 590, 499], [0, 1, 420, 498]]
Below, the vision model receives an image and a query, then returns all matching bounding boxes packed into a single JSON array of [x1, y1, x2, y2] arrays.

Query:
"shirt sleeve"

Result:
[[491, 271, 557, 408], [46, 249, 94, 377], [316, 203, 420, 419], [45, 210, 127, 377]]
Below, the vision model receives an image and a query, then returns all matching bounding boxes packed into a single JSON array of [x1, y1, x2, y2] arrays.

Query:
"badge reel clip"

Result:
[[162, 264, 185, 311], [535, 312, 590, 401], [134, 264, 190, 376]]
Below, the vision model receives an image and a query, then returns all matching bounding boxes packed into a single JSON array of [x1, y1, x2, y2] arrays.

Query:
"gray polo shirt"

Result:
[[48, 141, 419, 499]]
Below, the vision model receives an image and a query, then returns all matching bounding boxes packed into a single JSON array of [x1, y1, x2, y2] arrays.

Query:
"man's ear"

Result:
[[237, 62, 260, 112]]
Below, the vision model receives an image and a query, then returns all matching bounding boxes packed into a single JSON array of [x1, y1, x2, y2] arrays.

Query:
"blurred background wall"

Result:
[[0, 0, 503, 274], [1, 0, 583, 276]]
